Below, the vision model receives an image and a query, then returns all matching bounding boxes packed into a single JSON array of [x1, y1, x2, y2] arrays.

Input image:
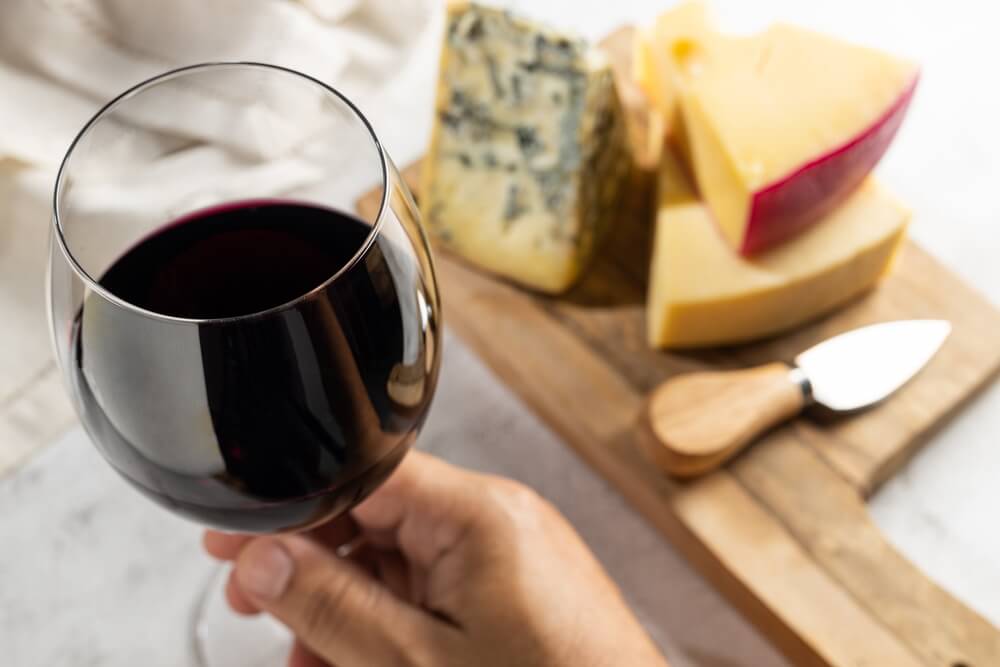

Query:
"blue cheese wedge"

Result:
[[421, 1, 630, 293]]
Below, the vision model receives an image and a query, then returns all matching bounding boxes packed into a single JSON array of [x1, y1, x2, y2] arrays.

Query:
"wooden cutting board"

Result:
[[359, 27, 1000, 667]]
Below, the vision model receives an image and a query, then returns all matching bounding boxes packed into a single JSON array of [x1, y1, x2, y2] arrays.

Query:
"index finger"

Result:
[[203, 531, 250, 561], [203, 514, 359, 561]]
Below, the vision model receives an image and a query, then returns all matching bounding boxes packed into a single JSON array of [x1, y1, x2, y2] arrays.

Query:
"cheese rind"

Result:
[[421, 1, 629, 293], [647, 152, 909, 349], [636, 5, 918, 255]]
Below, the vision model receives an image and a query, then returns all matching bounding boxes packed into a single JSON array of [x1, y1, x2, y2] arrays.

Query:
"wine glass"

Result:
[[48, 63, 441, 666]]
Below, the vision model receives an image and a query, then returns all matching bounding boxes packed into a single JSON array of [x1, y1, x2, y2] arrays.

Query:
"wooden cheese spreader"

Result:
[[642, 320, 952, 478]]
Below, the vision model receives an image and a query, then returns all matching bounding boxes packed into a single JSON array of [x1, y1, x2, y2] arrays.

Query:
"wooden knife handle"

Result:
[[640, 363, 807, 479]]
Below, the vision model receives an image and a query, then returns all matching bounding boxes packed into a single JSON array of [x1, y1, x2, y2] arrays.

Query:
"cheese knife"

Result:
[[640, 320, 952, 478]]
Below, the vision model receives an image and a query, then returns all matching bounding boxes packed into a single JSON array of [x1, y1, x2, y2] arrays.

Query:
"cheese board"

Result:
[[359, 26, 1000, 667]]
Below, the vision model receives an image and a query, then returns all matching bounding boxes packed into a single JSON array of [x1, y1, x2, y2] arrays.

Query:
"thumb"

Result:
[[235, 535, 452, 667]]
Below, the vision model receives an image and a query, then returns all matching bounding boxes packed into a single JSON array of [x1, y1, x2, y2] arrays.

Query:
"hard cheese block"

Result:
[[637, 3, 918, 255], [420, 1, 629, 294], [647, 151, 909, 349]]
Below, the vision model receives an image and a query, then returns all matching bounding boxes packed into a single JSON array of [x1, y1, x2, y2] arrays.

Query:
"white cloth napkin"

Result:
[[0, 0, 443, 476]]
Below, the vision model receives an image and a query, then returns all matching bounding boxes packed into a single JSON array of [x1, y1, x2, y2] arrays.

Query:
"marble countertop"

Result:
[[3, 1, 1000, 666], [2, 333, 788, 667]]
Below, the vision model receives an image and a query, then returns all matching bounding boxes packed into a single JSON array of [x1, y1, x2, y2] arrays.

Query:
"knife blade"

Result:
[[640, 320, 952, 479], [795, 320, 952, 411]]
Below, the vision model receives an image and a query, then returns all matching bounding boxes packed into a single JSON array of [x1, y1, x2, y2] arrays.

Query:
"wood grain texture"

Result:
[[644, 363, 805, 477], [360, 157, 1000, 667], [357, 26, 1000, 666], [672, 474, 927, 667], [732, 427, 1000, 666]]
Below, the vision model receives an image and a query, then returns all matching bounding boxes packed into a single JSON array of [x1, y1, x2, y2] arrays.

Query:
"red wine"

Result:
[[70, 201, 439, 532]]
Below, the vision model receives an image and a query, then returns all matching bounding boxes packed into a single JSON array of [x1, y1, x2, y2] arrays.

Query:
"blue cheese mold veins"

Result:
[[420, 1, 630, 294]]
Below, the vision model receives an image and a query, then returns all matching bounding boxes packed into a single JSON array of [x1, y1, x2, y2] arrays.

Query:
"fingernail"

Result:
[[237, 540, 294, 601]]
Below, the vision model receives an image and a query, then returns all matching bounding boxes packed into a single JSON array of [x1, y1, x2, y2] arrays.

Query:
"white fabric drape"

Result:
[[0, 0, 442, 475]]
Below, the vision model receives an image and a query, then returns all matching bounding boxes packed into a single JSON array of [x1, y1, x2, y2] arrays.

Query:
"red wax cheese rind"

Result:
[[742, 75, 918, 255], [636, 4, 919, 256]]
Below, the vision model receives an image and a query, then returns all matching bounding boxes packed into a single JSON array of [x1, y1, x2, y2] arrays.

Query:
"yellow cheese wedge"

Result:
[[647, 151, 909, 349], [637, 4, 918, 255], [634, 1, 713, 167], [634, 0, 711, 132]]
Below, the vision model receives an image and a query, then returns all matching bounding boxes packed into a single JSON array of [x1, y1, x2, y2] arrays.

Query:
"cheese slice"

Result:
[[634, 0, 711, 147], [647, 151, 909, 349], [420, 1, 630, 293], [637, 4, 918, 255]]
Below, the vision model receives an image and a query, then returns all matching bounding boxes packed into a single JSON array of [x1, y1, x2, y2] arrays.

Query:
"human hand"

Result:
[[204, 451, 669, 667]]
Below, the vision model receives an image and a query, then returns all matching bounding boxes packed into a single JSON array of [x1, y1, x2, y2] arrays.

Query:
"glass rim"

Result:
[[52, 61, 390, 326]]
